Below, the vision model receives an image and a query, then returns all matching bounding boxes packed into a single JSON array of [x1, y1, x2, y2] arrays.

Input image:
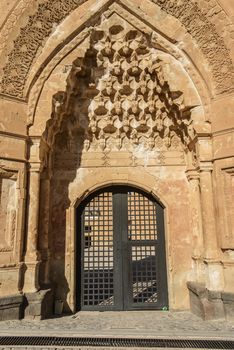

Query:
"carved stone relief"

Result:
[[0, 0, 233, 99], [85, 28, 195, 155], [0, 0, 31, 57], [44, 22, 197, 170], [27, 3, 209, 127], [0, 0, 86, 98], [0, 168, 17, 252], [151, 0, 234, 95]]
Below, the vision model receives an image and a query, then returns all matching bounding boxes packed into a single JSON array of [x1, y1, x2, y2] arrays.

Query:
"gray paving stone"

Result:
[[0, 311, 233, 340]]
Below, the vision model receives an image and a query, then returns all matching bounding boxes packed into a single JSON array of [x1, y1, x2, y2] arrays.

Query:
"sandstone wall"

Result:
[[0, 0, 233, 320]]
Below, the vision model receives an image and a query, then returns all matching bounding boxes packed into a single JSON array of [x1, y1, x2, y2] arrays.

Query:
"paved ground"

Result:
[[0, 348, 228, 350], [0, 311, 234, 339], [0, 348, 226, 350]]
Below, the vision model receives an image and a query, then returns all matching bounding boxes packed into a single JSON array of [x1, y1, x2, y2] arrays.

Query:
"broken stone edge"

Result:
[[0, 288, 53, 321], [187, 281, 234, 321]]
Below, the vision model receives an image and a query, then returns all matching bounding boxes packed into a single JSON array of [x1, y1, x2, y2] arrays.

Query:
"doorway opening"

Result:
[[76, 186, 168, 311]]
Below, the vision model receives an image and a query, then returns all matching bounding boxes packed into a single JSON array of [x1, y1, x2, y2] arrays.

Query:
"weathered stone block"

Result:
[[0, 294, 24, 321], [222, 292, 234, 320], [187, 282, 225, 320], [206, 290, 225, 320], [187, 281, 206, 319], [24, 289, 53, 320]]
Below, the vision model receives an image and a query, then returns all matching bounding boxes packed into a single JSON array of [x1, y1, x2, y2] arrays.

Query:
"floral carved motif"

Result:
[[152, 0, 234, 94], [0, 0, 31, 57], [0, 0, 233, 99], [0, 0, 86, 98]]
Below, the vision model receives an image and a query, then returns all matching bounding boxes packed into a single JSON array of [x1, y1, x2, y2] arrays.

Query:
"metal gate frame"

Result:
[[76, 186, 168, 311]]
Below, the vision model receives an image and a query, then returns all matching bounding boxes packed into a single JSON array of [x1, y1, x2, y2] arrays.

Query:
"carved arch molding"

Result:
[[0, 0, 234, 99]]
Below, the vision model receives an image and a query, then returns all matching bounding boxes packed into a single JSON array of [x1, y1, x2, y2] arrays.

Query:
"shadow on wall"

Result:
[[38, 44, 101, 314]]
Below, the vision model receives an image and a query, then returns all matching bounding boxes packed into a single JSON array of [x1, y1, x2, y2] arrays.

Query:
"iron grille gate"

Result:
[[76, 186, 168, 311]]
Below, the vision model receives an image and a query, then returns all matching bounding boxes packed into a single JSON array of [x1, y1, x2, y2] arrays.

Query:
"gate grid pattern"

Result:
[[77, 186, 168, 311]]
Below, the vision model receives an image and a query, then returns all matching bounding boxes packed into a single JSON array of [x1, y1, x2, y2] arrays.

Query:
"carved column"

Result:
[[186, 169, 205, 282], [24, 163, 41, 292], [200, 164, 224, 290], [200, 166, 218, 258], [39, 175, 51, 286]]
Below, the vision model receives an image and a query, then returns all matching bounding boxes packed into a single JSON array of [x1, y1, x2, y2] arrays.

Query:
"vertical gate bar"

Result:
[[92, 198, 95, 305], [81, 202, 85, 309], [113, 190, 124, 310], [121, 189, 130, 310], [156, 202, 168, 309]]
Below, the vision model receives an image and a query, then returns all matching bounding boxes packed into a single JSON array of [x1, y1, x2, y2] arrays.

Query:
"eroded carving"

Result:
[[0, 169, 18, 252], [0, 0, 87, 98], [220, 167, 234, 248], [152, 0, 234, 94], [0, 0, 233, 99], [43, 25, 196, 168], [85, 29, 195, 153]]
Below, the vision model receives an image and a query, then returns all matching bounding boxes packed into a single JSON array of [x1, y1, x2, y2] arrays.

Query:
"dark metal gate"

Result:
[[76, 186, 168, 311]]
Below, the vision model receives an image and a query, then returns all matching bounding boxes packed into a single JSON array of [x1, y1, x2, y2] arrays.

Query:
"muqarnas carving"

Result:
[[46, 26, 196, 161]]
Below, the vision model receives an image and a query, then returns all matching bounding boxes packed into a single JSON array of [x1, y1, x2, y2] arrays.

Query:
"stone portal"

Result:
[[0, 0, 233, 322]]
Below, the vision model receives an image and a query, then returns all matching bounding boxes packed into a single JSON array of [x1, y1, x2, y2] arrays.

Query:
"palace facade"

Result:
[[0, 0, 233, 321]]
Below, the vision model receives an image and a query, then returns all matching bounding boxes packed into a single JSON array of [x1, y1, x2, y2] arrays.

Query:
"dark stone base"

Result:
[[187, 281, 234, 320], [0, 294, 24, 321], [24, 289, 53, 320], [222, 292, 234, 320]]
